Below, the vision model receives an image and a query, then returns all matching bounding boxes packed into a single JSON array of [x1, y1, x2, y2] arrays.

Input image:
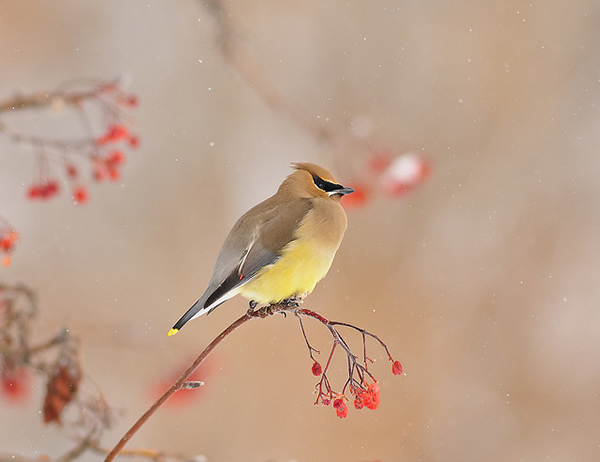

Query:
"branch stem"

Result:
[[104, 310, 256, 462]]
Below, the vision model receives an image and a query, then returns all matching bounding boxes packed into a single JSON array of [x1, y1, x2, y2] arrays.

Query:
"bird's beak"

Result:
[[330, 185, 355, 197]]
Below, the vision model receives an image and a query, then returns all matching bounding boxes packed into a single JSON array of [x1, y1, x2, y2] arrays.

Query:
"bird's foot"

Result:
[[271, 297, 301, 318], [247, 301, 281, 318], [246, 300, 258, 316], [281, 297, 300, 308], [266, 304, 279, 317], [248, 299, 300, 318]]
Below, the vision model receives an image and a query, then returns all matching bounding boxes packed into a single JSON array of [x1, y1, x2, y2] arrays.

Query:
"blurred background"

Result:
[[1, 1, 600, 461]]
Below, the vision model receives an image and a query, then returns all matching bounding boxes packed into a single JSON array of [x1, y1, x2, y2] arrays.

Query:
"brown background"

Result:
[[1, 1, 599, 461]]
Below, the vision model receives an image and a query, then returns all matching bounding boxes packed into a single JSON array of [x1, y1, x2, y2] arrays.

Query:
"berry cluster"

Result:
[[12, 80, 140, 205], [0, 228, 18, 267], [0, 284, 34, 405], [26, 181, 60, 201], [342, 150, 431, 209], [312, 356, 403, 418], [0, 282, 94, 425], [298, 308, 403, 419], [0, 360, 30, 404]]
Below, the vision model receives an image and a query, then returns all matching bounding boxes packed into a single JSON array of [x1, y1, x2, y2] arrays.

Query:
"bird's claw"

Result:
[[281, 297, 300, 308], [247, 300, 258, 315]]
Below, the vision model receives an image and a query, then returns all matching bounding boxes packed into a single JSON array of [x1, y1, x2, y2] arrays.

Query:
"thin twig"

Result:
[[104, 307, 272, 462], [28, 329, 69, 355], [56, 434, 97, 462], [0, 454, 39, 462], [104, 301, 399, 460], [0, 80, 119, 114], [296, 315, 320, 360], [201, 0, 377, 155], [329, 320, 396, 361], [90, 443, 171, 461], [296, 308, 357, 365]]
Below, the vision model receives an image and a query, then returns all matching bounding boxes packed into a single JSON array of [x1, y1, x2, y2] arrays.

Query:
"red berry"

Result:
[[107, 150, 125, 166], [311, 361, 322, 376], [392, 360, 403, 376], [107, 166, 121, 181], [45, 180, 59, 197], [381, 153, 431, 197], [341, 184, 369, 209], [354, 394, 364, 409], [0, 232, 17, 253], [1, 366, 30, 403], [0, 236, 12, 252], [93, 162, 108, 181], [128, 135, 139, 149], [7, 230, 18, 244], [353, 382, 381, 411], [27, 185, 42, 200], [369, 151, 392, 174], [72, 186, 88, 204], [39, 182, 53, 198], [126, 95, 139, 107], [364, 382, 380, 410], [97, 124, 129, 145], [108, 124, 128, 140], [66, 164, 78, 179], [333, 398, 348, 418]]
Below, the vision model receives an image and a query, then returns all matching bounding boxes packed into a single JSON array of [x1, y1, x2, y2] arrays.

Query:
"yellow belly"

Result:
[[239, 239, 336, 304]]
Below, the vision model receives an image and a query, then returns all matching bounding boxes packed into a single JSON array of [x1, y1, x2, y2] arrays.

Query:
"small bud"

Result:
[[126, 95, 139, 108], [180, 381, 204, 389], [128, 135, 140, 149], [66, 164, 78, 179]]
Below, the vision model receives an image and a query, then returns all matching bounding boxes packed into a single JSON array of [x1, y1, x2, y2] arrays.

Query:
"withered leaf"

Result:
[[43, 365, 80, 424]]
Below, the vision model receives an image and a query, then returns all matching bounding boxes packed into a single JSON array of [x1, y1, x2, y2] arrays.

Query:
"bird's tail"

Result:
[[168, 284, 243, 336], [168, 297, 210, 336]]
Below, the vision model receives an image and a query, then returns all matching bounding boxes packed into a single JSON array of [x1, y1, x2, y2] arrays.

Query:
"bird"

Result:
[[168, 162, 354, 336]]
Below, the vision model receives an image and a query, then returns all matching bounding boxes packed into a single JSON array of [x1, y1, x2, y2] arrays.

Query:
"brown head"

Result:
[[278, 162, 355, 200]]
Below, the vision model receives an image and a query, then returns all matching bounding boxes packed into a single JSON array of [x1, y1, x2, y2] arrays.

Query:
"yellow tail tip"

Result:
[[168, 328, 179, 336]]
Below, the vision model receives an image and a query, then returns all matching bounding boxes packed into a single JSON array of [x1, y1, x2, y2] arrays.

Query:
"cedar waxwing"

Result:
[[168, 163, 354, 335]]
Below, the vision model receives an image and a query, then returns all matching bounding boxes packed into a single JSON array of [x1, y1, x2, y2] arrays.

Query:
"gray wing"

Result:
[[171, 197, 312, 331], [202, 197, 313, 309]]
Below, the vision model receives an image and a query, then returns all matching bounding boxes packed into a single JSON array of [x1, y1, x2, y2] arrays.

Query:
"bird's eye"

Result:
[[312, 174, 327, 190], [312, 174, 343, 193]]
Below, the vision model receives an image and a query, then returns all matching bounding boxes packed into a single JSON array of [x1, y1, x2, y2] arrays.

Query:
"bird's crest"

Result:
[[291, 162, 337, 183]]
